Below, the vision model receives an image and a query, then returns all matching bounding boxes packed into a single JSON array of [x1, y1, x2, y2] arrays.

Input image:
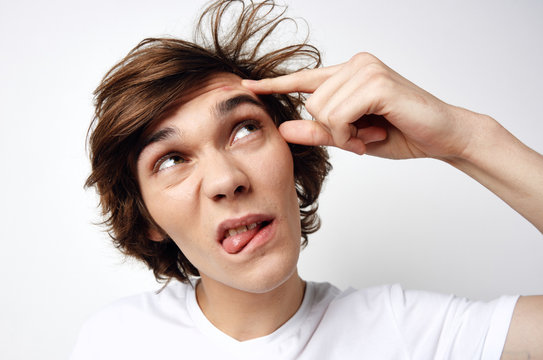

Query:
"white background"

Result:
[[1, 0, 542, 359]]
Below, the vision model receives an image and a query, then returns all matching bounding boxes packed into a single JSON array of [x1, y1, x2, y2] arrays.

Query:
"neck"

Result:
[[195, 272, 305, 341]]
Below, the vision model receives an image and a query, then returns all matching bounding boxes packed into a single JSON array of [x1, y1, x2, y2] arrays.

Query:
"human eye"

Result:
[[232, 120, 262, 143], [154, 153, 187, 172]]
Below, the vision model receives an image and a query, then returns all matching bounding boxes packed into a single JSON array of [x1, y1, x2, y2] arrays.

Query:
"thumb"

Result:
[[279, 120, 386, 155], [278, 120, 334, 147]]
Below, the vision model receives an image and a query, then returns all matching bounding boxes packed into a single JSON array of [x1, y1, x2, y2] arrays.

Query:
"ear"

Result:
[[147, 227, 166, 242]]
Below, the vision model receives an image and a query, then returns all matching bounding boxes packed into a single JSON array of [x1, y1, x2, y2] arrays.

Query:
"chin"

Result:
[[219, 251, 301, 294]]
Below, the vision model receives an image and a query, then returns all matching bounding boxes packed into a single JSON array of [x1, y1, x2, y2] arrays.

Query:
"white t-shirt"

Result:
[[70, 281, 518, 360]]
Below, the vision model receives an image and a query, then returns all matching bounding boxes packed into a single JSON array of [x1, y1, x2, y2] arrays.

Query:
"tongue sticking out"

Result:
[[221, 225, 262, 254]]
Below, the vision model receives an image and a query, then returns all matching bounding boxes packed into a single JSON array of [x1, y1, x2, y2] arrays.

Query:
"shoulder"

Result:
[[305, 282, 409, 329], [324, 283, 517, 328], [314, 282, 409, 311], [309, 282, 408, 322], [70, 281, 194, 360], [86, 280, 191, 326], [314, 282, 518, 358]]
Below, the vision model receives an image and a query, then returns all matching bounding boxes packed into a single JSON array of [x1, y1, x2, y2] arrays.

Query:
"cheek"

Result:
[[140, 181, 199, 242], [257, 138, 295, 188], [256, 138, 300, 228]]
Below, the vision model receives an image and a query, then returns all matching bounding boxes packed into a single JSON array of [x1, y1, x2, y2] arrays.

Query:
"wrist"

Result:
[[439, 108, 505, 166], [439, 110, 543, 233]]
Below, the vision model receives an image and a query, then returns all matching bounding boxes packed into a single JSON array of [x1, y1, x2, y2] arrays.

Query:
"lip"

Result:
[[216, 213, 274, 244]]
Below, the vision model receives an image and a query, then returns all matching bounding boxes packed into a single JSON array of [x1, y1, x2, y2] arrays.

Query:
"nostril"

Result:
[[210, 184, 248, 201]]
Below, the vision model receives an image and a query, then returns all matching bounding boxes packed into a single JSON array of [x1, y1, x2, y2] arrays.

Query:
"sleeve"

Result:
[[387, 285, 519, 360], [69, 322, 97, 360]]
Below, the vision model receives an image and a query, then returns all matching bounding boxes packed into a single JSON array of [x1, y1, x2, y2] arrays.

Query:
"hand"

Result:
[[243, 52, 477, 160], [245, 52, 543, 234]]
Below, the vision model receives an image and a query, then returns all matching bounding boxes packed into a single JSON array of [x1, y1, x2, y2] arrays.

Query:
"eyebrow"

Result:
[[138, 127, 179, 158], [138, 94, 266, 157], [214, 94, 266, 118]]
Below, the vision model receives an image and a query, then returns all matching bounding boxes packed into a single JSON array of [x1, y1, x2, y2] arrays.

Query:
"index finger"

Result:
[[241, 64, 342, 94]]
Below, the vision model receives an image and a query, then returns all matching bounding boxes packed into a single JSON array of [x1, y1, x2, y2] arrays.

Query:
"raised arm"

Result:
[[242, 52, 543, 358], [242, 52, 543, 233]]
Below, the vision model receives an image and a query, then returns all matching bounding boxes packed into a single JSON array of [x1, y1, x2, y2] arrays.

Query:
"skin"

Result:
[[137, 73, 305, 340], [137, 52, 543, 352], [242, 52, 543, 357]]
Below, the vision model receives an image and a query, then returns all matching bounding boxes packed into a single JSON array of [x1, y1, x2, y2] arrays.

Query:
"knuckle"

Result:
[[366, 65, 391, 90], [308, 124, 321, 144], [305, 96, 317, 114], [327, 108, 343, 126], [333, 132, 349, 148], [327, 113, 349, 146], [290, 71, 307, 88], [258, 78, 271, 87], [350, 52, 376, 66], [365, 59, 387, 77]]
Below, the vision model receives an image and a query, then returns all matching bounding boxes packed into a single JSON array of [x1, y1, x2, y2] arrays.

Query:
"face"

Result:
[[137, 73, 302, 294]]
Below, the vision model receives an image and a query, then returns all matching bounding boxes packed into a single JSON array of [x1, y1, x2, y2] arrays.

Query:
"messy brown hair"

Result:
[[85, 0, 331, 283]]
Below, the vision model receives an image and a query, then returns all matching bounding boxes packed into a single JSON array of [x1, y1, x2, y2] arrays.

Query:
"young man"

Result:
[[72, 1, 543, 358]]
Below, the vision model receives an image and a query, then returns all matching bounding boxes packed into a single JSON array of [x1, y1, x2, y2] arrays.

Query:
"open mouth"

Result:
[[223, 220, 270, 239], [220, 219, 273, 254]]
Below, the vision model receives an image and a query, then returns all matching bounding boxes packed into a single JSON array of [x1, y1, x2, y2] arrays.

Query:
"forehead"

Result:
[[152, 73, 260, 130], [141, 72, 258, 135], [174, 72, 251, 111], [138, 73, 267, 152]]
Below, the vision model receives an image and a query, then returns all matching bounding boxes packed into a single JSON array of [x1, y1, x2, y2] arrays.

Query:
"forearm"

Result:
[[443, 109, 543, 233]]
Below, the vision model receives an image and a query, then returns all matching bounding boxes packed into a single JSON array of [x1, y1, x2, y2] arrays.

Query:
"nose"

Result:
[[201, 152, 250, 201]]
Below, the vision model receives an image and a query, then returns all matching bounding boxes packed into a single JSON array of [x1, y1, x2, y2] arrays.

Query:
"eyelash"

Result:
[[152, 119, 263, 173], [231, 119, 262, 143], [153, 153, 187, 173]]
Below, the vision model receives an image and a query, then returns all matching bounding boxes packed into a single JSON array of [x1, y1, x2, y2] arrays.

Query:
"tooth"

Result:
[[225, 223, 260, 239]]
